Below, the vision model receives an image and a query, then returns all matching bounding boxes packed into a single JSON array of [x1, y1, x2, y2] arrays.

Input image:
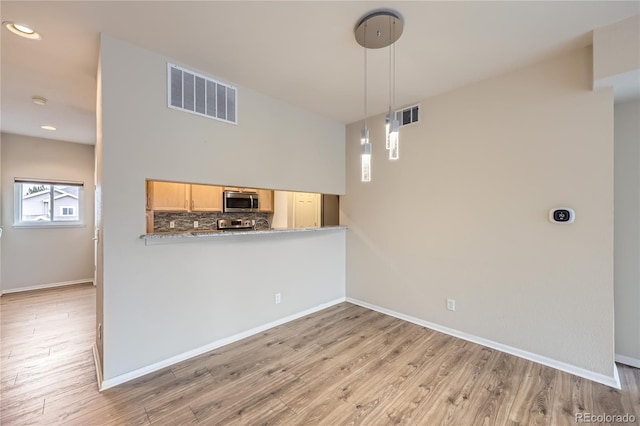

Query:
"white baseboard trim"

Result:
[[0, 279, 94, 296], [92, 343, 104, 391], [346, 297, 621, 389], [616, 354, 640, 368], [100, 296, 347, 390]]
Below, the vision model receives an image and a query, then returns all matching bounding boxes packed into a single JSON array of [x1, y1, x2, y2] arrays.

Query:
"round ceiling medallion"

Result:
[[354, 10, 404, 49]]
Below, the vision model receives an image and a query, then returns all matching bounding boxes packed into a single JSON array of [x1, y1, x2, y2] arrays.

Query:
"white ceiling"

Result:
[[1, 1, 638, 145]]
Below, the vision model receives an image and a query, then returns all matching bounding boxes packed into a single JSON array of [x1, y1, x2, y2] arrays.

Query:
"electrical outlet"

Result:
[[169, 221, 175, 229], [447, 299, 456, 311], [275, 293, 281, 304], [194, 221, 199, 228]]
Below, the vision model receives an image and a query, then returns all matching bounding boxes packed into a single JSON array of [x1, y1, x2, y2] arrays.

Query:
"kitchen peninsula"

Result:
[[143, 179, 343, 243]]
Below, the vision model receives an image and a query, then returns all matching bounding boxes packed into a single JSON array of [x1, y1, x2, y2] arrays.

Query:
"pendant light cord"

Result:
[[388, 15, 392, 113], [363, 22, 368, 129], [392, 19, 396, 112]]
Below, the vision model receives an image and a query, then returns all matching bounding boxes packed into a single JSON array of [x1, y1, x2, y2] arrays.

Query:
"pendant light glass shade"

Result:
[[388, 118, 400, 160], [360, 126, 369, 145], [361, 127, 371, 182], [385, 109, 400, 157], [386, 21, 400, 160], [385, 109, 392, 150]]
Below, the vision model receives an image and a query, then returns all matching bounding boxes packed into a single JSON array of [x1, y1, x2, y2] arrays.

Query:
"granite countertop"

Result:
[[140, 226, 347, 244]]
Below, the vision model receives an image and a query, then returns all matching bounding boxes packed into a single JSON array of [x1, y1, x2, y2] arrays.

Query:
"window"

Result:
[[60, 207, 75, 216], [14, 179, 84, 227]]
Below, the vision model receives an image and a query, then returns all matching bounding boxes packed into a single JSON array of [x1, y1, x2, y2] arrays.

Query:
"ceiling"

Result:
[[1, 1, 638, 145]]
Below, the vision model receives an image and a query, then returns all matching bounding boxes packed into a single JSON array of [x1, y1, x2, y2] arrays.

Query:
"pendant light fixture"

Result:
[[387, 21, 400, 160], [355, 10, 404, 182], [358, 16, 372, 182]]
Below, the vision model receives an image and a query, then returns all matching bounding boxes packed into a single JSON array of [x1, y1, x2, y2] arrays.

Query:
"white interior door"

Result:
[[93, 226, 98, 286], [293, 192, 321, 228]]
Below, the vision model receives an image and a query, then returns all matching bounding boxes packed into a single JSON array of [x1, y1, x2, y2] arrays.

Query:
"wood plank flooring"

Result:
[[1, 284, 639, 425]]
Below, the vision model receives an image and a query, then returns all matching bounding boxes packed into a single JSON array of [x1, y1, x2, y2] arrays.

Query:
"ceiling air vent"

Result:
[[167, 63, 237, 125], [395, 104, 420, 127]]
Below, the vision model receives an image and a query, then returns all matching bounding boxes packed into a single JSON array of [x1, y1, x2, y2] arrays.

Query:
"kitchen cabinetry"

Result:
[[148, 181, 189, 211], [146, 211, 154, 233], [147, 181, 272, 213], [148, 181, 223, 212], [257, 189, 274, 213], [190, 184, 222, 212]]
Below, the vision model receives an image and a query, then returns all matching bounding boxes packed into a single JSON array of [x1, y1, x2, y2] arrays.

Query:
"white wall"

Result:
[[614, 99, 640, 365], [593, 15, 640, 102], [272, 190, 290, 229], [343, 47, 616, 382], [0, 133, 95, 291], [593, 15, 640, 82], [99, 35, 345, 380]]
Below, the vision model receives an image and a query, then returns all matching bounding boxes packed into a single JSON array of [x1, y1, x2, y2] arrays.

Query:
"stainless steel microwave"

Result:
[[223, 191, 259, 213]]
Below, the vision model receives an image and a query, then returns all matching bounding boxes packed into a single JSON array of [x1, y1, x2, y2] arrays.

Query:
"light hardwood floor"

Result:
[[1, 283, 639, 425]]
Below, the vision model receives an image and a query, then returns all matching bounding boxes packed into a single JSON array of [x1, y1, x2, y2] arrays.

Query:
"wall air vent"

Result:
[[395, 104, 420, 127], [167, 63, 237, 125]]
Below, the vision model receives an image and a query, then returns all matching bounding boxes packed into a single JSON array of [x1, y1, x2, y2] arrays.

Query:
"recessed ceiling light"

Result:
[[32, 96, 48, 105], [40, 125, 56, 131], [14, 23, 34, 34], [3, 21, 41, 40]]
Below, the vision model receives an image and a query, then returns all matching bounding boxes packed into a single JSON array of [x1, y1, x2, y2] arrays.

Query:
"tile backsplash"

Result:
[[154, 211, 271, 232]]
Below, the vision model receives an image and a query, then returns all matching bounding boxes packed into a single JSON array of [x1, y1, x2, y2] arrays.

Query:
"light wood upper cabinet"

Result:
[[148, 181, 189, 211], [148, 181, 271, 213], [190, 184, 223, 212], [257, 189, 274, 213]]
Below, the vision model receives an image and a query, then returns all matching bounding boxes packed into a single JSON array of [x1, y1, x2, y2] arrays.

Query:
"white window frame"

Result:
[[13, 179, 85, 228], [60, 206, 75, 216]]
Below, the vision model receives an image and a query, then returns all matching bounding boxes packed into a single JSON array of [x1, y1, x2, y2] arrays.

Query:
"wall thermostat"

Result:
[[549, 208, 575, 224]]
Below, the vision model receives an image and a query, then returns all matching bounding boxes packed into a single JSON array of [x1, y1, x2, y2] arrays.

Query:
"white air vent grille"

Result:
[[395, 104, 420, 127], [168, 63, 237, 124]]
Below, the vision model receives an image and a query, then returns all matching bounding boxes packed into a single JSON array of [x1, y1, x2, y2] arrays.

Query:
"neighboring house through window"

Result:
[[14, 179, 84, 226]]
